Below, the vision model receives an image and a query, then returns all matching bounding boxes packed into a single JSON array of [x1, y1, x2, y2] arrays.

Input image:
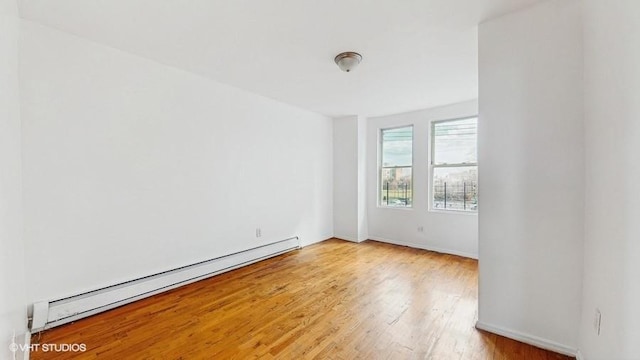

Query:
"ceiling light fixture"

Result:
[[334, 52, 362, 72]]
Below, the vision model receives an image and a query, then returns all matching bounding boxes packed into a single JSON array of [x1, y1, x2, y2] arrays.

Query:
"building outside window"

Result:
[[380, 126, 413, 208], [431, 117, 478, 212]]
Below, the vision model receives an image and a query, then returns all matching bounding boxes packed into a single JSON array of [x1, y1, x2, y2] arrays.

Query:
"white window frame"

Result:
[[429, 116, 478, 214], [379, 125, 414, 209]]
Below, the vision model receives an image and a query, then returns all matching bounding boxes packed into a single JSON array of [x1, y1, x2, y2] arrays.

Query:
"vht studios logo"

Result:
[[10, 342, 87, 353], [9, 332, 86, 354], [9, 343, 87, 352]]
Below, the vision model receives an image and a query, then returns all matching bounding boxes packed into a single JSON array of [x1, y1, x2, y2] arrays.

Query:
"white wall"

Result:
[[579, 0, 640, 358], [477, 0, 583, 353], [333, 115, 367, 242], [19, 21, 333, 304], [356, 116, 368, 242], [366, 100, 478, 258], [0, 0, 28, 358], [333, 116, 358, 241]]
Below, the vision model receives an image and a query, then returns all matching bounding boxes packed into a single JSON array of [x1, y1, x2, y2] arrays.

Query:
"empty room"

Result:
[[1, 0, 638, 359]]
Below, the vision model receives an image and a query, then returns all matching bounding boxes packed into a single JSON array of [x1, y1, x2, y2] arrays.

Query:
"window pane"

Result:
[[433, 118, 477, 165], [381, 167, 412, 207], [432, 167, 477, 211], [382, 126, 413, 167]]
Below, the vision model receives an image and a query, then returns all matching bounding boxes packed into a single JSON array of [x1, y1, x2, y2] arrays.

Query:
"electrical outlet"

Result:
[[594, 308, 601, 335], [255, 228, 262, 238], [417, 226, 424, 232]]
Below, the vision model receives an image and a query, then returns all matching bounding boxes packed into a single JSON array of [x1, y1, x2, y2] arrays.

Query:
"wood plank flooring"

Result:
[[31, 239, 574, 359]]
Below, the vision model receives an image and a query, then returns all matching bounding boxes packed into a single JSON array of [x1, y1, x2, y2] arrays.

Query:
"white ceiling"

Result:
[[19, 0, 544, 117]]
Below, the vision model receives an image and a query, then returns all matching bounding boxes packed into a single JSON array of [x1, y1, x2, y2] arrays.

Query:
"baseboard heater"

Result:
[[30, 237, 300, 331]]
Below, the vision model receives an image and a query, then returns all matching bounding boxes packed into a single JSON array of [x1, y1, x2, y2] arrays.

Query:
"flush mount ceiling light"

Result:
[[334, 51, 362, 72]]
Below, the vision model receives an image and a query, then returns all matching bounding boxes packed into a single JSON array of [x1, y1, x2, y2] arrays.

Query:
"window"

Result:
[[431, 117, 478, 212], [380, 126, 413, 207]]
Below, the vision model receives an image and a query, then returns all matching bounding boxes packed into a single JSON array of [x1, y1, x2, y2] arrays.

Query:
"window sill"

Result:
[[428, 209, 478, 216], [377, 206, 414, 211]]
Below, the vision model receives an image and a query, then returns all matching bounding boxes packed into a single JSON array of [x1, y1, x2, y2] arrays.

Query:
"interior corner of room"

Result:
[[1, 0, 639, 359]]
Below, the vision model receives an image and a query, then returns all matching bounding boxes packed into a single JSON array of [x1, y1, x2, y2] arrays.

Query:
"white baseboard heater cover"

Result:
[[31, 237, 300, 331]]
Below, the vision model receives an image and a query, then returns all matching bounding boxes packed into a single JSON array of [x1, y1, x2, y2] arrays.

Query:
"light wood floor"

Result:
[[32, 239, 573, 359]]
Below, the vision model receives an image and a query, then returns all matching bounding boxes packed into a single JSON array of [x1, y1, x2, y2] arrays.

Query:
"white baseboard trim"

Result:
[[333, 235, 361, 243], [475, 321, 577, 357], [575, 349, 584, 360], [367, 235, 478, 259], [300, 235, 334, 247]]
